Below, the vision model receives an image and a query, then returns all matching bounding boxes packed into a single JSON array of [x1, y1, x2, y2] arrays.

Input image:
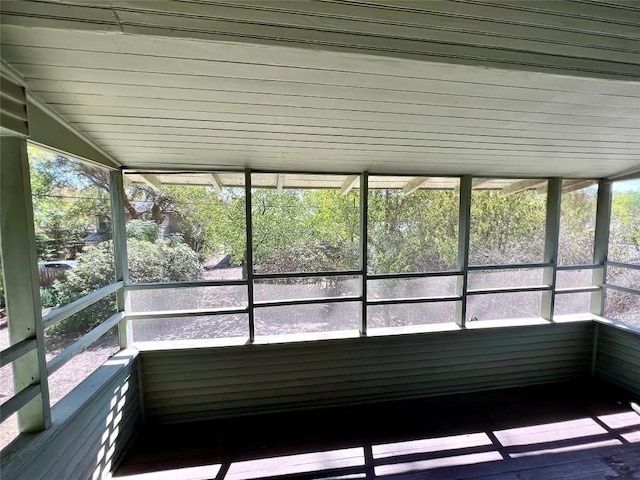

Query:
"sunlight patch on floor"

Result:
[[509, 439, 622, 458], [374, 451, 503, 476], [225, 447, 365, 480], [116, 464, 222, 480], [598, 411, 640, 429], [494, 418, 607, 447], [372, 432, 492, 459]]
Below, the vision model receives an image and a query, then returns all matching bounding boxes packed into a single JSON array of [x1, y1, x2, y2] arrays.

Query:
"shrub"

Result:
[[126, 219, 159, 243], [49, 238, 203, 335], [40, 287, 59, 309]]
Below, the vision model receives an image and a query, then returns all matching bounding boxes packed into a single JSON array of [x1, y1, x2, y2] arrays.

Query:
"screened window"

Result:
[[251, 173, 361, 336], [251, 173, 359, 274], [609, 180, 640, 266], [29, 145, 115, 313], [558, 180, 598, 266], [366, 176, 460, 328], [605, 179, 640, 327], [467, 178, 548, 323], [123, 171, 247, 283], [367, 176, 459, 273]]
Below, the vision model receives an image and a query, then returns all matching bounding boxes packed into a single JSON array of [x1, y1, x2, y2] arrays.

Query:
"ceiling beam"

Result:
[[471, 178, 491, 190], [454, 178, 490, 192], [562, 179, 597, 194], [276, 174, 285, 193], [139, 173, 162, 192], [210, 173, 222, 193], [502, 179, 547, 195], [340, 175, 359, 195], [402, 177, 430, 195]]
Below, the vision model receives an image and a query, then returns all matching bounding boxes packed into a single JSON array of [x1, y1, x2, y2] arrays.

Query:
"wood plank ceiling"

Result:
[[1, 0, 639, 179]]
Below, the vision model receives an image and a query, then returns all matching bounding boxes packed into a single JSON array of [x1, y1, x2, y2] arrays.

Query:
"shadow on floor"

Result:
[[115, 381, 640, 480]]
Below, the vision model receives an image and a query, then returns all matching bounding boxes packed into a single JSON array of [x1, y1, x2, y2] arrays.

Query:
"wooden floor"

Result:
[[115, 381, 640, 480]]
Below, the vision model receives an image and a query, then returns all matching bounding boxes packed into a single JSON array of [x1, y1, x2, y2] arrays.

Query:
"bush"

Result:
[[40, 287, 59, 308], [49, 239, 203, 335], [126, 219, 159, 243]]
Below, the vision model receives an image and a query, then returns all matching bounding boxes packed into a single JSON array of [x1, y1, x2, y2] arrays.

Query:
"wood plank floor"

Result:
[[115, 381, 640, 480]]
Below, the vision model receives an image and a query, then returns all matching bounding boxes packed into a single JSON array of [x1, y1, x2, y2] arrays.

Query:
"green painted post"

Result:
[[591, 180, 612, 315], [359, 172, 368, 336], [455, 175, 472, 327], [0, 136, 51, 431], [110, 170, 131, 347], [245, 169, 255, 342], [542, 177, 561, 320]]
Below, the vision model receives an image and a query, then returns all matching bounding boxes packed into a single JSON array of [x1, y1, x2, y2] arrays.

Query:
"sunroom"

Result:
[[1, 1, 639, 479]]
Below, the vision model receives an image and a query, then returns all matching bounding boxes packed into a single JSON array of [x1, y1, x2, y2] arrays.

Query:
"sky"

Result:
[[613, 179, 640, 192]]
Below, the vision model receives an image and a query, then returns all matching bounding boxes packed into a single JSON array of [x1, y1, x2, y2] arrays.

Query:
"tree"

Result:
[[469, 190, 546, 265], [558, 189, 598, 265], [163, 185, 247, 264], [29, 148, 111, 259], [251, 189, 359, 273], [368, 189, 458, 273]]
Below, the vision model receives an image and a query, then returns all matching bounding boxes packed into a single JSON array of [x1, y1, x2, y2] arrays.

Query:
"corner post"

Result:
[[110, 169, 131, 347], [541, 177, 561, 320], [591, 179, 612, 315], [455, 175, 472, 327], [359, 172, 369, 336], [244, 169, 255, 342], [0, 136, 51, 431]]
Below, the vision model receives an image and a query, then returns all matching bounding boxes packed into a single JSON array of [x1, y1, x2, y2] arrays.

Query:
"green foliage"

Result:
[[252, 189, 360, 273], [29, 147, 112, 259], [610, 192, 640, 263], [368, 189, 458, 273], [35, 233, 58, 262], [558, 190, 598, 265], [49, 239, 203, 335], [126, 219, 160, 242], [40, 287, 59, 309], [470, 190, 546, 265], [258, 240, 356, 274], [127, 238, 203, 283], [164, 185, 247, 265]]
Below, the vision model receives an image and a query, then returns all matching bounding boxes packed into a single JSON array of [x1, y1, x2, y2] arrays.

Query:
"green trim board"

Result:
[[27, 101, 120, 170], [0, 136, 51, 431]]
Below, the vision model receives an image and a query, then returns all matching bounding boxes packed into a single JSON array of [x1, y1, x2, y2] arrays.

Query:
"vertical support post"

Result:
[[359, 173, 368, 337], [110, 169, 131, 347], [541, 177, 561, 320], [455, 175, 472, 327], [244, 169, 255, 343], [0, 136, 51, 431], [591, 179, 612, 316]]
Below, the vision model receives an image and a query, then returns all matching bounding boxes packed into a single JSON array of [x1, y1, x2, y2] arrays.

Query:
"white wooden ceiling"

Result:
[[1, 0, 639, 179]]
